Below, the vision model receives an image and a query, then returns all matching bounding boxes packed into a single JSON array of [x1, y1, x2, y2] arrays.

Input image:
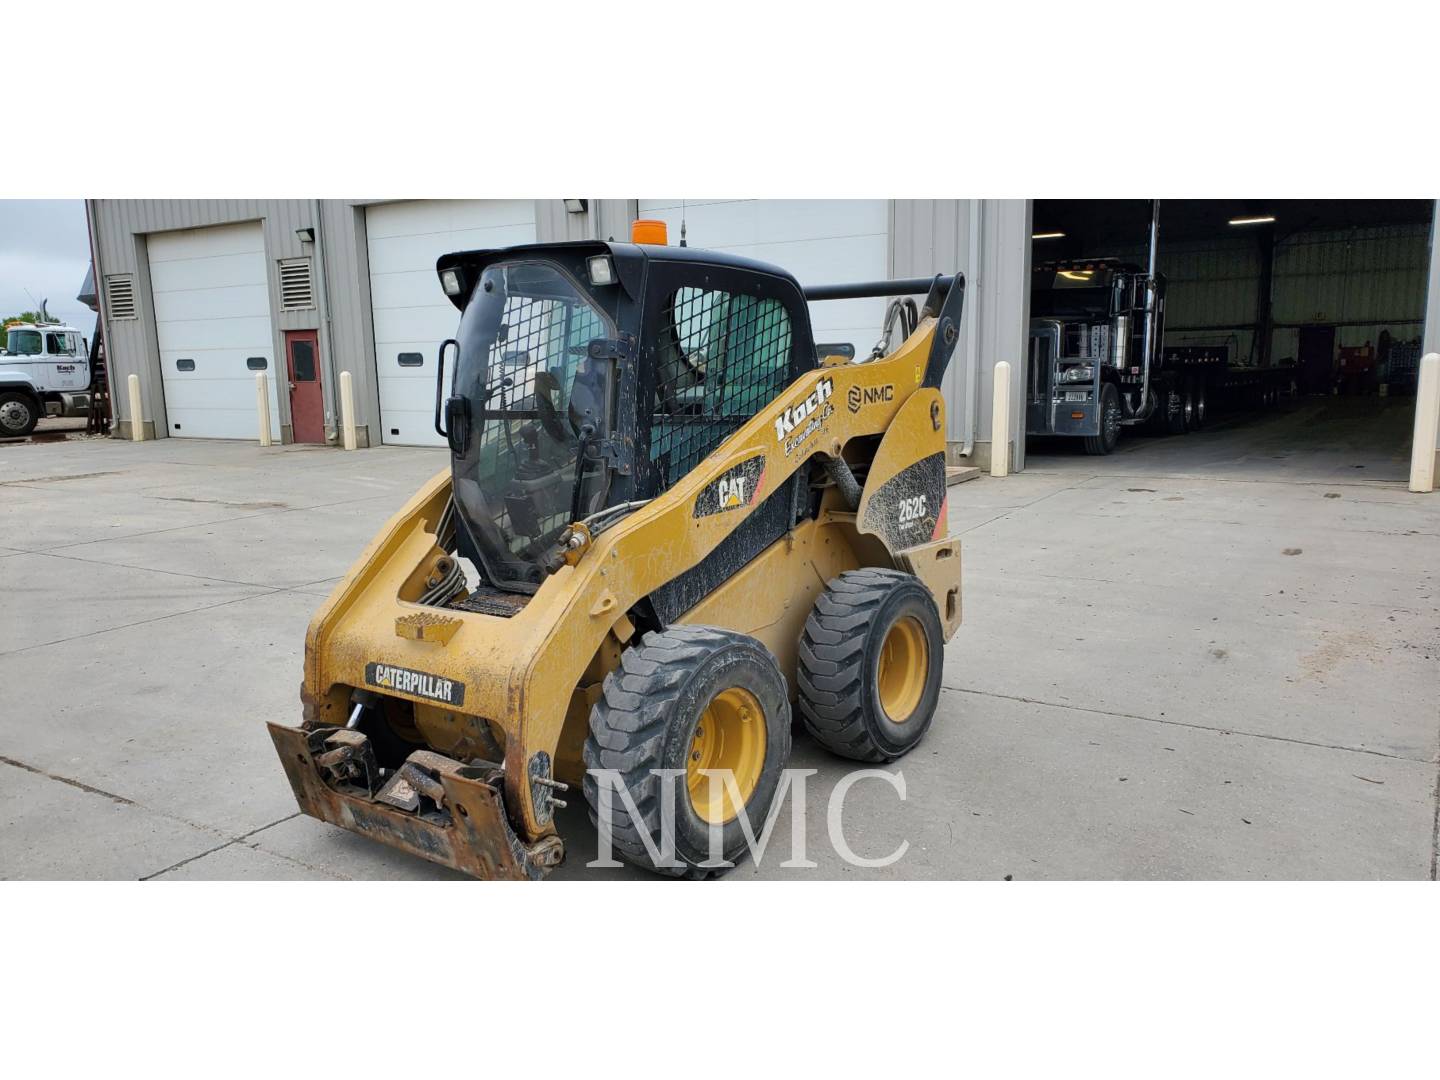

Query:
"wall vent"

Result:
[[105, 274, 137, 320], [279, 258, 315, 311]]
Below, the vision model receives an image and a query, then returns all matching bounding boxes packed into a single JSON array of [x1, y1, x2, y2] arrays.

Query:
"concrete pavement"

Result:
[[2, 401, 1436, 879]]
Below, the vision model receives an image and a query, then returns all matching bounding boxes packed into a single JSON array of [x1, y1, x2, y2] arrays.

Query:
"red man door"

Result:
[[285, 330, 325, 443]]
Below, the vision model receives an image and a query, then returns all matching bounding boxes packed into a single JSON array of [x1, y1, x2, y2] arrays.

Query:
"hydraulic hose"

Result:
[[824, 457, 863, 511]]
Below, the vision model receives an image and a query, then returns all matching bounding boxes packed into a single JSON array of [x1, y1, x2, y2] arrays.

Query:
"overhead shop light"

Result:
[[1032, 231, 1066, 240], [1228, 215, 1276, 226]]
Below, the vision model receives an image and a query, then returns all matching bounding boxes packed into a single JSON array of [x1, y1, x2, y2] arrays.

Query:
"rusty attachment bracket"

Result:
[[312, 728, 381, 796], [269, 722, 565, 880]]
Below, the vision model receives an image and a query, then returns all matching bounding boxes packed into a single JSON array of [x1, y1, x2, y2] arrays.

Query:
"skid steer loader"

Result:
[[268, 223, 965, 878]]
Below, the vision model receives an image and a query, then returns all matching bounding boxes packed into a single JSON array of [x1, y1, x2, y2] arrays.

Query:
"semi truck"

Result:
[[1026, 257, 1169, 455], [1026, 205, 1297, 456], [0, 319, 93, 437]]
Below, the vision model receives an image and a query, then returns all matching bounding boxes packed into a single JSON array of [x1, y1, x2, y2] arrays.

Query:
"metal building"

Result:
[[85, 198, 1440, 475]]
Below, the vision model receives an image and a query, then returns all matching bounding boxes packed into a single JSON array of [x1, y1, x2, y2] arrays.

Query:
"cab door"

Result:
[[44, 330, 88, 391]]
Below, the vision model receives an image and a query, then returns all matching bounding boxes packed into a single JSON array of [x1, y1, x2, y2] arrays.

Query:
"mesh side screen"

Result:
[[649, 287, 792, 489]]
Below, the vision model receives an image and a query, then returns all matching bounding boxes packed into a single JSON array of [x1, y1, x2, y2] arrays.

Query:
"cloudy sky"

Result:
[[0, 200, 95, 330]]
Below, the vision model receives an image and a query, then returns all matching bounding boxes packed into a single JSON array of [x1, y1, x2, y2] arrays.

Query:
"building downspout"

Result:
[[83, 199, 118, 433], [960, 198, 983, 458], [311, 199, 339, 441]]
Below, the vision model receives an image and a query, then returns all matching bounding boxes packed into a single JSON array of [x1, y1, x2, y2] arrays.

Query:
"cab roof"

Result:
[[435, 240, 804, 312]]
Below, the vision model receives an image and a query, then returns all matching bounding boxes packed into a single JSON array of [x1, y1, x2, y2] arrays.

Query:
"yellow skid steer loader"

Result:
[[269, 222, 965, 878]]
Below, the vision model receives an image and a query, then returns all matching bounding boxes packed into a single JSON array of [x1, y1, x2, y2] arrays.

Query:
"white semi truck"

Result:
[[0, 320, 92, 437]]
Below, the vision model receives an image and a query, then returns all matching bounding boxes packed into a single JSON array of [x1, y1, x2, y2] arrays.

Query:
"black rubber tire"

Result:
[[582, 625, 792, 878], [1164, 385, 1188, 435], [1190, 377, 1207, 430], [0, 391, 40, 438], [1083, 382, 1122, 456], [796, 568, 945, 763], [1145, 388, 1169, 433]]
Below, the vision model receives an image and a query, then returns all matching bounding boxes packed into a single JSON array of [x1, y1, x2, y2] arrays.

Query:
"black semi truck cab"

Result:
[[1027, 259, 1166, 454]]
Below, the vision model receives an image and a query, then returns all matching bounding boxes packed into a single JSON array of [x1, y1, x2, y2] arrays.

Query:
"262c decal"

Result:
[[898, 494, 928, 525]]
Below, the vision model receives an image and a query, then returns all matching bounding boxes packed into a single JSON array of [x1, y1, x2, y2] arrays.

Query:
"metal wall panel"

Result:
[[91, 199, 620, 444], [90, 199, 335, 440], [91, 198, 1027, 471], [1111, 223, 1430, 365], [365, 199, 537, 446], [533, 200, 639, 243], [636, 199, 891, 357], [892, 199, 971, 445], [892, 199, 1032, 468], [1426, 203, 1440, 356]]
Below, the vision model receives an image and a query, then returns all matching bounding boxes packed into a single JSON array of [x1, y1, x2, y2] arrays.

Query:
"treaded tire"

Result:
[[797, 569, 944, 763], [582, 625, 791, 878], [1084, 382, 1121, 456], [0, 391, 40, 438], [1164, 385, 1188, 435], [1190, 377, 1207, 430]]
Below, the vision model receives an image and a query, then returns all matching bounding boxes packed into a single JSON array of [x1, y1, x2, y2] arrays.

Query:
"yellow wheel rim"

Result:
[[687, 687, 766, 825], [877, 616, 928, 723]]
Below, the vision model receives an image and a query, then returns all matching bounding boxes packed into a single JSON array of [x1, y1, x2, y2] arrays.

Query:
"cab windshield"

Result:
[[450, 260, 616, 591], [6, 329, 42, 356]]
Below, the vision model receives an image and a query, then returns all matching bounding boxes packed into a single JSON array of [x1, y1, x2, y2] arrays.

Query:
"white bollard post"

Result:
[[256, 372, 273, 447], [127, 373, 144, 442], [990, 360, 1011, 478], [1410, 352, 1439, 493], [339, 370, 357, 451]]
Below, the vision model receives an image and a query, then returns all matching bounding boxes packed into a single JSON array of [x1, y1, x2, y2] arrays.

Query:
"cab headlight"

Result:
[[1060, 365, 1095, 383], [587, 255, 616, 287]]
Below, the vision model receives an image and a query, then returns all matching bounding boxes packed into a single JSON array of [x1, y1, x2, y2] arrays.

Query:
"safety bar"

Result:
[[803, 275, 958, 302]]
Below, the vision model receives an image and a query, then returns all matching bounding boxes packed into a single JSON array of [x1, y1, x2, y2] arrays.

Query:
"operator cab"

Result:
[[434, 240, 818, 595], [3, 323, 87, 360]]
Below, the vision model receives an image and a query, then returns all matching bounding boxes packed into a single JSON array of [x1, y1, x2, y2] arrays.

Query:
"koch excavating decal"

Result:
[[365, 662, 465, 706], [776, 377, 835, 456], [694, 455, 767, 517]]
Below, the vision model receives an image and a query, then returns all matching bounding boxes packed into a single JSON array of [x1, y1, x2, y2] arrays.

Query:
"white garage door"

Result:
[[366, 200, 537, 446], [149, 222, 279, 440], [637, 200, 890, 359]]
